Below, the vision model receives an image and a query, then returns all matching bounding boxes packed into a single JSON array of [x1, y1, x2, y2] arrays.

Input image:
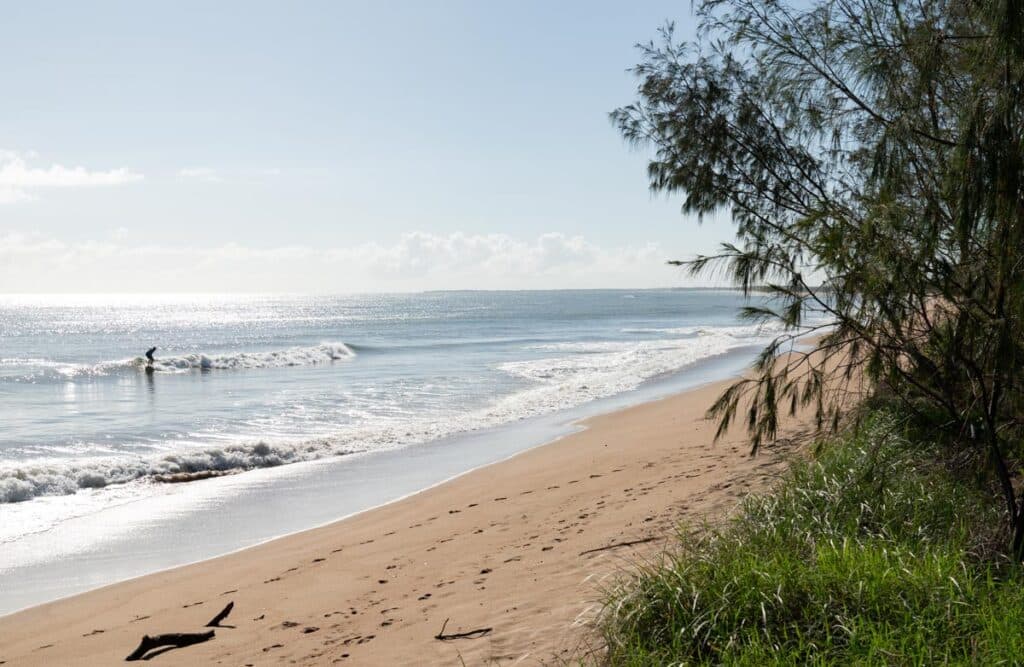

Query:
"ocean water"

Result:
[[0, 289, 785, 612]]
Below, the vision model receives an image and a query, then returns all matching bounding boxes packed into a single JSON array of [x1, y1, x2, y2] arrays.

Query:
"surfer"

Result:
[[145, 346, 157, 374]]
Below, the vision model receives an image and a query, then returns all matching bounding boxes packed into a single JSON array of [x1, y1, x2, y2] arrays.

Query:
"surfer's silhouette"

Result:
[[145, 346, 157, 374]]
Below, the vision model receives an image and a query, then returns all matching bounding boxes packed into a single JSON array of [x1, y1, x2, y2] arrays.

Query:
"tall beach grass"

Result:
[[600, 410, 1024, 664]]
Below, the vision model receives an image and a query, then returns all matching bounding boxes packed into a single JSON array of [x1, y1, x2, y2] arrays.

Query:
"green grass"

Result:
[[599, 410, 1024, 665]]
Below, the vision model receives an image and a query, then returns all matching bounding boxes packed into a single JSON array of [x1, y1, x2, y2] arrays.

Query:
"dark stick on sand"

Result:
[[578, 535, 660, 556], [205, 602, 234, 628], [124, 631, 215, 661], [434, 617, 493, 641]]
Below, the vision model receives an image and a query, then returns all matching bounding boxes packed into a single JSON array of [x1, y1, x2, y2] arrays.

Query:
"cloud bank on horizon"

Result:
[[0, 149, 706, 293], [0, 230, 698, 293]]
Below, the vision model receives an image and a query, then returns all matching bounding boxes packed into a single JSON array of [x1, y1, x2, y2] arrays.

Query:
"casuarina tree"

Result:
[[613, 0, 1024, 555]]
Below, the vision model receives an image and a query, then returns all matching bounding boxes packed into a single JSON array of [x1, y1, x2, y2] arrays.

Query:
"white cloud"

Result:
[[0, 150, 143, 203], [0, 230, 685, 293], [178, 167, 221, 182]]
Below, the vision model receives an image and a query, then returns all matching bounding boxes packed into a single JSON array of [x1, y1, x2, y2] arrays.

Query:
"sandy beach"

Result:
[[0, 376, 812, 666]]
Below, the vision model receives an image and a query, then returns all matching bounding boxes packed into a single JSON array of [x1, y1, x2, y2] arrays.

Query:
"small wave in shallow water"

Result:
[[0, 438, 360, 504]]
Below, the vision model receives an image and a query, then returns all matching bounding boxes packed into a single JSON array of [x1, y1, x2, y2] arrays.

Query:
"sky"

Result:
[[0, 1, 735, 293]]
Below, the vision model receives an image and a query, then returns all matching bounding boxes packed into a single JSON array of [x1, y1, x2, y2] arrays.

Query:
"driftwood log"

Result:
[[434, 618, 493, 641], [124, 599, 234, 660], [124, 631, 215, 660]]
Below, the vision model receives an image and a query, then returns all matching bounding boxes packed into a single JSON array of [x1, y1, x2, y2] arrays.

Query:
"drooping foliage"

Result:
[[613, 0, 1024, 554]]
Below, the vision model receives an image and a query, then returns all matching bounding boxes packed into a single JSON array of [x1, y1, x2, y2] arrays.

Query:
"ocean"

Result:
[[0, 289, 782, 613]]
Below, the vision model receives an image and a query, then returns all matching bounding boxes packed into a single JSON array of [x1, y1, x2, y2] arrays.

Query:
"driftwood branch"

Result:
[[125, 631, 215, 661], [434, 618, 493, 641], [205, 601, 234, 627], [578, 536, 660, 556]]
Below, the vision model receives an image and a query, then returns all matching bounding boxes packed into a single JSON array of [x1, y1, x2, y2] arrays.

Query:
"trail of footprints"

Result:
[[45, 447, 785, 664]]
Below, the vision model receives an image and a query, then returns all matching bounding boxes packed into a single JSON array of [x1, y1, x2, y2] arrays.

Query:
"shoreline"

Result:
[[0, 349, 759, 618], [0, 368, 814, 665]]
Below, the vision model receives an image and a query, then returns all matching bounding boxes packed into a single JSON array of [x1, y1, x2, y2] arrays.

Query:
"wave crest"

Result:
[[2, 342, 355, 380], [0, 438, 357, 504], [138, 342, 355, 373]]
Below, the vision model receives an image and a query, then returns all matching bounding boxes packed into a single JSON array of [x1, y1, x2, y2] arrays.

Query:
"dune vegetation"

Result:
[[605, 0, 1024, 661]]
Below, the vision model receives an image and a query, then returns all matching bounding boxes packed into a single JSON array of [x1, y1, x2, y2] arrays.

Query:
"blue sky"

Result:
[[0, 1, 734, 292]]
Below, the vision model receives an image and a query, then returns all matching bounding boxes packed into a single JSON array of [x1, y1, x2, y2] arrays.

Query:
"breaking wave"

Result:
[[0, 438, 359, 504], [2, 342, 355, 380], [137, 342, 355, 373]]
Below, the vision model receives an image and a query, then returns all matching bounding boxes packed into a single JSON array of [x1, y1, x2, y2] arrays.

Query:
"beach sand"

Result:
[[0, 377, 814, 665]]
